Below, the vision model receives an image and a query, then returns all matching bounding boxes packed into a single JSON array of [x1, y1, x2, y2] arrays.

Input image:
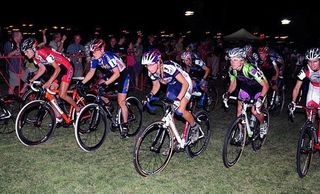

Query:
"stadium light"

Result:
[[281, 19, 291, 25]]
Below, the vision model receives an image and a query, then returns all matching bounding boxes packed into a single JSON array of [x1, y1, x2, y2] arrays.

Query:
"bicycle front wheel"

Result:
[[15, 100, 55, 146], [75, 103, 108, 152], [185, 110, 211, 158], [118, 96, 143, 136], [222, 117, 246, 168], [296, 126, 314, 178], [0, 95, 22, 134], [133, 121, 174, 176]]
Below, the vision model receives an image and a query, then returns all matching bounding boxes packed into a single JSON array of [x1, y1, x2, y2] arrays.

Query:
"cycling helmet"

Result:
[[227, 47, 246, 59], [141, 49, 161, 65], [305, 48, 320, 60], [21, 38, 36, 52], [243, 45, 252, 54], [181, 51, 192, 60], [258, 46, 269, 54], [89, 39, 106, 52]]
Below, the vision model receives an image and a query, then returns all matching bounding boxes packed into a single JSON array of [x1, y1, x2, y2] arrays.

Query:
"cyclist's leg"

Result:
[[59, 81, 81, 113], [178, 97, 195, 125], [48, 82, 62, 119], [306, 84, 320, 123], [117, 74, 130, 124], [118, 93, 128, 123], [252, 92, 264, 123]]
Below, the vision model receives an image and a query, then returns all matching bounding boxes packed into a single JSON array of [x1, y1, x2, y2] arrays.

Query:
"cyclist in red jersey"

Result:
[[21, 38, 81, 120]]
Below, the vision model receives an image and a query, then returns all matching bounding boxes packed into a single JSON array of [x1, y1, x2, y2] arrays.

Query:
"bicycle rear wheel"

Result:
[[15, 100, 55, 146], [75, 103, 108, 152], [204, 86, 219, 112], [118, 96, 143, 136], [133, 121, 173, 176], [222, 117, 246, 168], [185, 111, 211, 158], [0, 95, 22, 134], [296, 126, 314, 178]]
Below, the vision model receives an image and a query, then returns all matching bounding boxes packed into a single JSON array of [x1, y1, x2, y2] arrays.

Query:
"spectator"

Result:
[[49, 32, 67, 53], [3, 31, 27, 94], [67, 34, 85, 77]]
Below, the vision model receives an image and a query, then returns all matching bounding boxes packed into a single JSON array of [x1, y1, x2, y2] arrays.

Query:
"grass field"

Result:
[[1, 89, 320, 193]]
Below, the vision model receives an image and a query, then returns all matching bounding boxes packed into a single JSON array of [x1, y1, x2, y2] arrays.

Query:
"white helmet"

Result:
[[227, 47, 246, 59], [305, 48, 320, 60], [141, 49, 161, 65]]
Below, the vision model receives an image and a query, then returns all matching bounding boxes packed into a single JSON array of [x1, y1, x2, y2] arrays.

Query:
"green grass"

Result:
[[1, 102, 320, 193]]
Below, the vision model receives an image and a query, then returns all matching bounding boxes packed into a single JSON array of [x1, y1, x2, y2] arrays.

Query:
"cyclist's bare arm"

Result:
[[46, 61, 61, 85], [202, 65, 210, 80], [272, 61, 280, 81], [258, 79, 269, 97], [105, 67, 120, 86], [292, 80, 303, 102], [82, 68, 96, 84], [175, 73, 188, 100], [150, 80, 161, 96], [30, 63, 46, 82], [227, 79, 237, 94]]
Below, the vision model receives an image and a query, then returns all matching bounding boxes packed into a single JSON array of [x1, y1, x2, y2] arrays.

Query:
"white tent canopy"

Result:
[[224, 28, 259, 40]]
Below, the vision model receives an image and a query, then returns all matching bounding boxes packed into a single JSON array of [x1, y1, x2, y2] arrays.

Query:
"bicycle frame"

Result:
[[0, 100, 12, 120], [161, 101, 204, 149], [30, 82, 84, 125], [225, 96, 254, 137]]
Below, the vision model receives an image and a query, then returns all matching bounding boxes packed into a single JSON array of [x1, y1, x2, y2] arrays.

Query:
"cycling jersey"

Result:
[[149, 60, 192, 100], [258, 57, 277, 81], [297, 66, 320, 108], [90, 51, 129, 93], [187, 53, 207, 79], [229, 63, 266, 100], [90, 51, 126, 72], [34, 47, 73, 83]]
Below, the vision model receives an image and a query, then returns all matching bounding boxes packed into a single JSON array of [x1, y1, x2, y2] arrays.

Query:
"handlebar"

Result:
[[143, 96, 160, 112], [288, 105, 303, 122], [223, 96, 237, 109], [223, 96, 261, 114], [30, 81, 43, 92]]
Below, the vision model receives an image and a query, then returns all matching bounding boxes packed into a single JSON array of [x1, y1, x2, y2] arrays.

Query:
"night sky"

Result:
[[2, 1, 318, 42]]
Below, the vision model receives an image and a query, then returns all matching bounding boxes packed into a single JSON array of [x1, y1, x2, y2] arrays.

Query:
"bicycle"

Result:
[[75, 85, 143, 152], [267, 77, 286, 115], [222, 96, 270, 168], [191, 77, 219, 112], [133, 95, 212, 176], [0, 94, 22, 134], [15, 81, 94, 146], [289, 105, 320, 178]]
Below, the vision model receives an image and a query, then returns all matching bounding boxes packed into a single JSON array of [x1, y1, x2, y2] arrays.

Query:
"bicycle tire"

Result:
[[204, 86, 219, 112], [222, 117, 246, 168], [0, 95, 22, 134], [279, 87, 286, 113], [75, 103, 108, 152], [185, 111, 211, 158], [133, 121, 174, 176], [15, 100, 55, 146], [296, 126, 314, 178]]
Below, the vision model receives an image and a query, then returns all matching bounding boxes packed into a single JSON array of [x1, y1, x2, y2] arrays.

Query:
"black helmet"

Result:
[[21, 38, 36, 52]]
